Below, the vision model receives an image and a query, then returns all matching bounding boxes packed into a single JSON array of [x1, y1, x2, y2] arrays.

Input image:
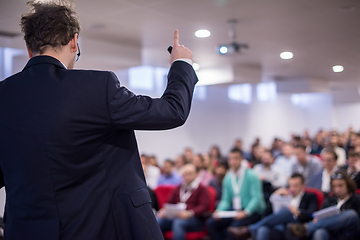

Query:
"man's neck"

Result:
[[263, 163, 271, 169]]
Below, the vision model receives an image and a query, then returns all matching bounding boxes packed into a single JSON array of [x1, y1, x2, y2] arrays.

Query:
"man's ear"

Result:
[[70, 33, 78, 53], [26, 45, 33, 58]]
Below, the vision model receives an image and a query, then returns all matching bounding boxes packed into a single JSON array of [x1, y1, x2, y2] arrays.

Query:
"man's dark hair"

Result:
[[322, 148, 338, 161], [164, 159, 175, 166], [294, 145, 306, 152], [348, 151, 360, 158], [290, 173, 305, 184], [217, 162, 229, 170], [20, 0, 80, 55], [230, 147, 243, 157]]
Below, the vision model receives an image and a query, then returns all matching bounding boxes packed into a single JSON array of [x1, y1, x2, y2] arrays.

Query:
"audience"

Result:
[[291, 145, 323, 185], [184, 148, 194, 163], [274, 143, 297, 178], [145, 127, 360, 240], [174, 154, 187, 172], [209, 163, 229, 208], [342, 151, 360, 189], [289, 170, 360, 240], [158, 159, 183, 186], [149, 155, 160, 168], [322, 135, 346, 166], [141, 154, 161, 190], [227, 173, 317, 240], [157, 164, 210, 240], [207, 148, 265, 240], [192, 154, 214, 186], [308, 149, 338, 195], [310, 133, 324, 154], [209, 145, 225, 165], [270, 138, 283, 159], [249, 144, 265, 167], [253, 150, 287, 190]]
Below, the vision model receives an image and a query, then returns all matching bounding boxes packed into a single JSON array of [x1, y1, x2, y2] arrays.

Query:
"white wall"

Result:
[[136, 86, 337, 166]]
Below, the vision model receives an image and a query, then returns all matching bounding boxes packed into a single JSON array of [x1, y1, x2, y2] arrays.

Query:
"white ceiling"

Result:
[[0, 0, 360, 90]]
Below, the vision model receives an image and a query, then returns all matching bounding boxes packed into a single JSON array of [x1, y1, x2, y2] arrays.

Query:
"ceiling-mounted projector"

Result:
[[219, 19, 249, 55]]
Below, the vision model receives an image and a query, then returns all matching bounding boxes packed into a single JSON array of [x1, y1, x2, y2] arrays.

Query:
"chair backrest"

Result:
[[356, 189, 360, 195], [154, 185, 176, 209], [207, 186, 217, 212], [305, 187, 325, 210]]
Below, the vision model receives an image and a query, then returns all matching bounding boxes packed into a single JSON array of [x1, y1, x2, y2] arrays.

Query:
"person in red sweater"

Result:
[[157, 163, 210, 240]]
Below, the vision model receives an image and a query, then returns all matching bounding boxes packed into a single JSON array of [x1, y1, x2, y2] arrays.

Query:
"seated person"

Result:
[[158, 159, 183, 186], [228, 173, 317, 240], [342, 151, 360, 189], [308, 149, 338, 195], [192, 154, 214, 186], [273, 143, 297, 178], [292, 145, 323, 185], [157, 164, 210, 240], [289, 170, 360, 240], [209, 163, 229, 208], [141, 154, 161, 190], [253, 150, 287, 190], [206, 148, 265, 240]]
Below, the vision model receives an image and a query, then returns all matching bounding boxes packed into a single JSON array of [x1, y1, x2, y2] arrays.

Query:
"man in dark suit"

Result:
[[308, 149, 338, 195], [0, 1, 197, 240], [228, 173, 318, 240]]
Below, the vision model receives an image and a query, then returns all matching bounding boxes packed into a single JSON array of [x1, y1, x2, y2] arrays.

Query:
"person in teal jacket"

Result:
[[207, 148, 265, 240]]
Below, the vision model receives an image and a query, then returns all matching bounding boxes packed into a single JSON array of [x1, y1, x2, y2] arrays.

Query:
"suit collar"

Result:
[[23, 55, 67, 71]]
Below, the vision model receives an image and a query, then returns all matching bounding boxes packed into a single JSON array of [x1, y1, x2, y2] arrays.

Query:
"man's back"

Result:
[[0, 55, 197, 239]]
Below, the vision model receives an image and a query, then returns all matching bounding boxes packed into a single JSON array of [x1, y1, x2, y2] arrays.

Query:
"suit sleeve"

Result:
[[298, 194, 318, 222], [244, 171, 264, 215], [0, 168, 4, 188], [107, 61, 198, 130], [216, 175, 232, 211]]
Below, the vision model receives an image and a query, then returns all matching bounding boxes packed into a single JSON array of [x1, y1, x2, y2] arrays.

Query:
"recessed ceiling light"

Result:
[[193, 63, 200, 71], [219, 46, 228, 54], [333, 65, 344, 73], [195, 29, 211, 38], [280, 51, 293, 60]]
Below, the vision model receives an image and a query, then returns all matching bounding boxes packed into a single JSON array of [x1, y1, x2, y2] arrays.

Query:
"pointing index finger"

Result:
[[173, 29, 179, 46]]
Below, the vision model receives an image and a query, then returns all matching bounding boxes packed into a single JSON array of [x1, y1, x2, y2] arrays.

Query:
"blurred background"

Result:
[[0, 0, 360, 174]]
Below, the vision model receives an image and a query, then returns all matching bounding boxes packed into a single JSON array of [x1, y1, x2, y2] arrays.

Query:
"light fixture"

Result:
[[193, 63, 200, 71], [219, 46, 228, 54], [195, 29, 211, 38], [332, 65, 344, 73], [280, 51, 293, 60]]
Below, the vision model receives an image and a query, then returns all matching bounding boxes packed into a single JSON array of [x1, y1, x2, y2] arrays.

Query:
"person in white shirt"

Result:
[[274, 143, 297, 178], [253, 150, 287, 189], [141, 154, 161, 190], [228, 173, 318, 240], [308, 149, 338, 194], [320, 135, 346, 167]]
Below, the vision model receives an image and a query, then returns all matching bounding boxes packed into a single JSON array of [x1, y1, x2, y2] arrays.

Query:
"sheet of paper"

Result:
[[216, 211, 238, 218], [270, 194, 292, 213], [164, 203, 187, 219], [313, 205, 340, 220]]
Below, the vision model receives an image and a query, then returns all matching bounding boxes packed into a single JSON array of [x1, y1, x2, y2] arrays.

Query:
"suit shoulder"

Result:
[[245, 169, 259, 179]]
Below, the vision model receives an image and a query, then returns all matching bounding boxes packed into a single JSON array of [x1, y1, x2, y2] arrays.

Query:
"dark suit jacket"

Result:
[[321, 194, 360, 218], [166, 184, 210, 218], [297, 192, 318, 222], [0, 56, 198, 240]]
